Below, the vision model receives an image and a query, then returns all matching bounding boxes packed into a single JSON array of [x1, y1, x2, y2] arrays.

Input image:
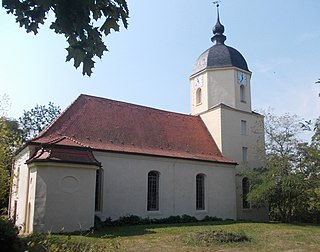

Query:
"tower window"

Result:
[[240, 85, 246, 102], [241, 120, 247, 135], [196, 174, 205, 210], [147, 171, 160, 211], [242, 177, 250, 209], [242, 147, 248, 163], [196, 88, 202, 105]]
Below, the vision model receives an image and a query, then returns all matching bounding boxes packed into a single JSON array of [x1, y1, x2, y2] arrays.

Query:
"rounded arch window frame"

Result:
[[196, 173, 206, 211], [240, 84, 246, 103], [196, 88, 202, 105], [147, 170, 160, 211], [242, 177, 250, 209]]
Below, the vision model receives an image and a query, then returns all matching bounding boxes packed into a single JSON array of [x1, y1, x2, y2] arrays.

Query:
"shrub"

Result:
[[201, 216, 223, 222], [0, 216, 20, 251], [189, 229, 250, 245], [95, 214, 230, 229]]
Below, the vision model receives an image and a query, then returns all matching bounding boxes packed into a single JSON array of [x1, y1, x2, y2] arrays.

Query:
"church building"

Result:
[[9, 6, 268, 233]]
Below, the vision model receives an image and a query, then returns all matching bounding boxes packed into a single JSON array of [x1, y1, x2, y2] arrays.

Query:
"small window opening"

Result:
[[241, 120, 247, 135], [196, 88, 202, 104], [242, 147, 248, 163], [240, 85, 246, 102]]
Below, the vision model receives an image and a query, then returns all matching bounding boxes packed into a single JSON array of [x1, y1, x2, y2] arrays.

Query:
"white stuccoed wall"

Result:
[[11, 147, 237, 233], [10, 147, 32, 232], [32, 163, 98, 233], [94, 151, 237, 221]]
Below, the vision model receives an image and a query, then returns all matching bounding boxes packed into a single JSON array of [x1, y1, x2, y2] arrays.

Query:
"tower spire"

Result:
[[211, 2, 226, 45]]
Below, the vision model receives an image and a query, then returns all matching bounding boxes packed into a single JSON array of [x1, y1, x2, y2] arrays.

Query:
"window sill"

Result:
[[240, 100, 247, 103], [147, 210, 162, 215], [196, 102, 202, 106], [195, 209, 208, 213]]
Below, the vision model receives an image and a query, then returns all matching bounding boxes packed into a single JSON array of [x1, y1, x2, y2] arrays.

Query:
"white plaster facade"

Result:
[[94, 152, 236, 221], [10, 148, 236, 233], [10, 155, 99, 233], [190, 66, 268, 221]]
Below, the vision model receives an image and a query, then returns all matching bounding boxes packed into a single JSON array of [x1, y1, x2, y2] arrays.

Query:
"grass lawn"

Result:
[[24, 221, 320, 251]]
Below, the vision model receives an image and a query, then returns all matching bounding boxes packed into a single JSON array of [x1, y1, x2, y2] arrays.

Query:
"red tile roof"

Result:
[[31, 94, 235, 164], [27, 143, 101, 166]]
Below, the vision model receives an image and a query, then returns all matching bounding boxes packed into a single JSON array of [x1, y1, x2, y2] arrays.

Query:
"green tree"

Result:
[[243, 111, 318, 223], [298, 117, 320, 222], [3, 0, 129, 76], [19, 102, 61, 140], [0, 100, 60, 211], [0, 118, 23, 211]]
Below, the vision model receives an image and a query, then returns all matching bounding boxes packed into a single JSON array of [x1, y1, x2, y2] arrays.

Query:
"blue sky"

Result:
[[1, 0, 319, 129]]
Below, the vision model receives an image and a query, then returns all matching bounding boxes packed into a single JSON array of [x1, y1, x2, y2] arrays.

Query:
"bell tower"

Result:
[[190, 4, 268, 222], [190, 4, 252, 116]]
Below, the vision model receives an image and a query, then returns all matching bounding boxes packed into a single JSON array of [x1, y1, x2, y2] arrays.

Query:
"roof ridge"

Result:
[[32, 94, 83, 141], [80, 94, 193, 118]]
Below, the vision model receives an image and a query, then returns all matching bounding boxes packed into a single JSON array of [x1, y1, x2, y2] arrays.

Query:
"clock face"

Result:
[[194, 75, 203, 89], [237, 71, 247, 86]]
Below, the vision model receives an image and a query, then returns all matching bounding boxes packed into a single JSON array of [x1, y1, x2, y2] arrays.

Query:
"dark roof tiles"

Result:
[[192, 44, 249, 75]]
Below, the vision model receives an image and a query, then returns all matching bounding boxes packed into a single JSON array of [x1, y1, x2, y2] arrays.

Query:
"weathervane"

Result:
[[213, 1, 221, 8]]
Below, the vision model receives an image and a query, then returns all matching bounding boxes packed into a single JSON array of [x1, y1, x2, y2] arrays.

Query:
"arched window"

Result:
[[147, 171, 159, 211], [196, 88, 202, 104], [196, 174, 205, 210], [95, 168, 103, 211], [240, 85, 246, 102], [242, 177, 250, 209]]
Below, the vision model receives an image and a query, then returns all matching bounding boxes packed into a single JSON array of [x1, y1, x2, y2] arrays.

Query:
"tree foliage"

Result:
[[3, 0, 129, 76], [0, 118, 23, 210], [0, 99, 60, 210], [19, 102, 61, 141], [243, 111, 320, 223]]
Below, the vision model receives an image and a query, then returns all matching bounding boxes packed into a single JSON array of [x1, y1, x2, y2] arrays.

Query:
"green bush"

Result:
[[0, 216, 20, 251], [201, 216, 223, 222], [95, 214, 232, 229], [189, 229, 250, 245]]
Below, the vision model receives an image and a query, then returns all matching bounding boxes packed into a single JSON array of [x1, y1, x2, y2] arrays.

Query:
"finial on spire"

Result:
[[211, 1, 226, 45], [213, 1, 220, 8]]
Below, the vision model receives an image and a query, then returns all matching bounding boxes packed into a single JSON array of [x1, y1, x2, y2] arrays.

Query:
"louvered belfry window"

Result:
[[147, 171, 159, 211]]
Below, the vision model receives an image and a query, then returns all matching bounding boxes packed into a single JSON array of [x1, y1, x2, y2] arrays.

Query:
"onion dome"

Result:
[[192, 4, 249, 75]]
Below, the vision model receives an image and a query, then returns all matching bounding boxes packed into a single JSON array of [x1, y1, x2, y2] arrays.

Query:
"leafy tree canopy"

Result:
[[0, 98, 61, 210], [242, 111, 320, 223], [3, 0, 129, 76], [0, 117, 23, 210], [19, 102, 61, 141]]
